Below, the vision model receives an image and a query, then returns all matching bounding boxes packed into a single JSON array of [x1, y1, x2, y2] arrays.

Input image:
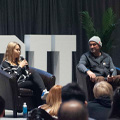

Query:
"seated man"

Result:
[[78, 36, 120, 89], [58, 100, 88, 120]]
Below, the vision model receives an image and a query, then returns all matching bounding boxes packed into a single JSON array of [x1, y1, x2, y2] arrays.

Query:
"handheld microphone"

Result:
[[20, 56, 29, 70], [20, 56, 24, 61], [109, 69, 114, 77]]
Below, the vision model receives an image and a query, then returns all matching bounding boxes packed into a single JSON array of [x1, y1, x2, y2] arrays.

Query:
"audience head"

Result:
[[62, 83, 86, 104], [46, 85, 62, 106], [109, 87, 120, 119], [58, 100, 88, 120], [0, 96, 5, 117], [27, 108, 54, 120], [41, 85, 62, 116], [3, 41, 21, 62], [28, 108, 42, 120], [93, 81, 113, 99]]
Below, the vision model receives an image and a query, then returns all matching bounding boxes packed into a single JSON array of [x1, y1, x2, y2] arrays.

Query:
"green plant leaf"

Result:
[[102, 8, 116, 34], [81, 11, 97, 39], [101, 24, 115, 52]]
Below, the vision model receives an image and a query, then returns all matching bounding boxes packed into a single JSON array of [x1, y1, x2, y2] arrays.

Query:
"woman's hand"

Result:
[[19, 60, 28, 68]]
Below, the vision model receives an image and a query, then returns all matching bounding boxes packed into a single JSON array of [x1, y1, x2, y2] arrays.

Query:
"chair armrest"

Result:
[[116, 67, 120, 75], [30, 67, 56, 91], [76, 65, 88, 99], [76, 65, 94, 101], [0, 69, 19, 110]]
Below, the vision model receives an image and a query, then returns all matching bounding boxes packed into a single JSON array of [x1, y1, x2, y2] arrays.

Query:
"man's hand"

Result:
[[107, 75, 114, 82], [87, 70, 96, 82]]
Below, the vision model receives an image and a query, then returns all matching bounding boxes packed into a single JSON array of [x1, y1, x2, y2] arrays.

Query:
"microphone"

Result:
[[20, 56, 24, 61], [20, 56, 29, 70], [109, 69, 114, 77]]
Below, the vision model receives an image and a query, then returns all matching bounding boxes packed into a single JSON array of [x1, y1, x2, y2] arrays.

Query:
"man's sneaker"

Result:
[[41, 89, 49, 100]]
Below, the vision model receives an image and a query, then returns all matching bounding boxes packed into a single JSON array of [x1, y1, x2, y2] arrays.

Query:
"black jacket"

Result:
[[87, 96, 111, 120]]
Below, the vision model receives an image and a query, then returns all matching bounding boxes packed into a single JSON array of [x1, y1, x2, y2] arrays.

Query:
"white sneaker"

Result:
[[41, 89, 49, 100]]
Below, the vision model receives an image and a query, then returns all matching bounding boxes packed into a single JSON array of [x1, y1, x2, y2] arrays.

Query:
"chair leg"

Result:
[[13, 110, 17, 118], [3, 111, 5, 117]]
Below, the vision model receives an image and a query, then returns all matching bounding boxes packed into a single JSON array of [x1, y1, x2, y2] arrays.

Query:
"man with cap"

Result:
[[78, 36, 120, 89]]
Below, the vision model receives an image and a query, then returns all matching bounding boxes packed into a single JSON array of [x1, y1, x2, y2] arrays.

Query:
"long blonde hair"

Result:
[[3, 42, 21, 63], [41, 85, 62, 116]]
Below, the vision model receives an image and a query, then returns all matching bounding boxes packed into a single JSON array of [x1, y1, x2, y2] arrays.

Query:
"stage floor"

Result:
[[3, 110, 26, 119]]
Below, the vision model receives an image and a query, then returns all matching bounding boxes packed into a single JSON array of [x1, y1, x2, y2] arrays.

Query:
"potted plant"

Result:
[[81, 8, 116, 53]]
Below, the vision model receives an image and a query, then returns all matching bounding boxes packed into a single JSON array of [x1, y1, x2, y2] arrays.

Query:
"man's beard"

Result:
[[90, 48, 96, 53]]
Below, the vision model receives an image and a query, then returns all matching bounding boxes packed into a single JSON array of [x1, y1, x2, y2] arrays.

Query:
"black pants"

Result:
[[18, 69, 45, 91], [18, 69, 46, 105]]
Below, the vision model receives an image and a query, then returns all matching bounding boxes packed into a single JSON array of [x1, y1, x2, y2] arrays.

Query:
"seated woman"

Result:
[[39, 85, 62, 118], [1, 42, 49, 104]]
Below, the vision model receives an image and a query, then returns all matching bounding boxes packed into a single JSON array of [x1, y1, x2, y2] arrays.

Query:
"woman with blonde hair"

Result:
[[40, 85, 62, 118], [1, 42, 48, 105]]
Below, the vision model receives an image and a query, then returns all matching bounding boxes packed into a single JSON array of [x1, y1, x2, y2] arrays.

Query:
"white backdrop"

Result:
[[0, 35, 76, 86]]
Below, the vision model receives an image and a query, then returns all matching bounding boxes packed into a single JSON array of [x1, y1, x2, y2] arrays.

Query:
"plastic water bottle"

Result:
[[23, 102, 27, 118]]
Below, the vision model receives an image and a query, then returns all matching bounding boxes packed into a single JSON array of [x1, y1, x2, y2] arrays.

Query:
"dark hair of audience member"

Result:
[[109, 87, 120, 119], [0, 96, 5, 117], [62, 83, 86, 103], [27, 108, 54, 120], [58, 100, 88, 120]]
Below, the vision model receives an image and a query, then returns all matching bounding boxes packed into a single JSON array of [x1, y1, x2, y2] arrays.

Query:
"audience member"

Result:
[[27, 108, 55, 120], [61, 83, 95, 120], [58, 100, 88, 120], [1, 42, 48, 106], [87, 81, 113, 120], [0, 96, 5, 117], [108, 87, 120, 120], [62, 82, 86, 104], [39, 85, 62, 118]]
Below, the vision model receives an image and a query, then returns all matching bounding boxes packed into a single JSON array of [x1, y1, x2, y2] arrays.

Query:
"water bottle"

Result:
[[23, 102, 27, 118]]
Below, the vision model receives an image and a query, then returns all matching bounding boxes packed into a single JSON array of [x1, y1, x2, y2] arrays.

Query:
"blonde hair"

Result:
[[3, 42, 21, 63], [93, 81, 113, 99], [41, 85, 62, 116]]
